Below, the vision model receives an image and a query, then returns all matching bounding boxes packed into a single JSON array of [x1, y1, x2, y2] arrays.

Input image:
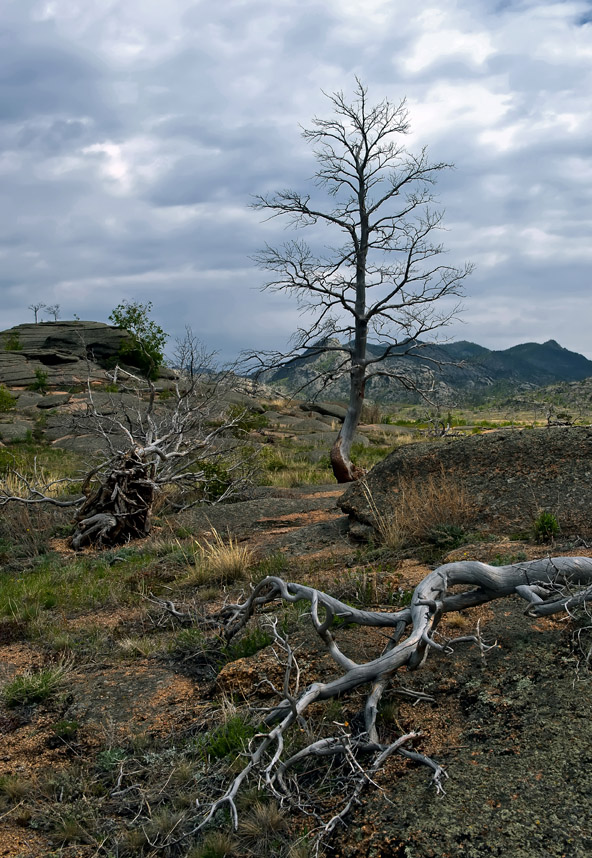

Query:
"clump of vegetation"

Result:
[[28, 367, 49, 393], [189, 831, 239, 858], [365, 469, 475, 553], [109, 299, 167, 380], [198, 460, 234, 501], [205, 714, 256, 759], [3, 331, 22, 351], [533, 510, 559, 543], [238, 801, 289, 854], [2, 662, 69, 707], [227, 404, 269, 434], [191, 528, 254, 584], [258, 445, 332, 487], [0, 384, 16, 412], [222, 625, 272, 663]]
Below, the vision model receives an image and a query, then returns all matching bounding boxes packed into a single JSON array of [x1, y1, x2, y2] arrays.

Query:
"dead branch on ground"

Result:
[[184, 555, 592, 851]]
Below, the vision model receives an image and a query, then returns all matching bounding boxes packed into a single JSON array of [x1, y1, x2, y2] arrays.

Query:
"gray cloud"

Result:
[[0, 0, 590, 361]]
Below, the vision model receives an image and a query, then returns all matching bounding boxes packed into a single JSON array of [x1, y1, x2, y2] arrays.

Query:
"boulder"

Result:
[[14, 392, 44, 408], [0, 419, 34, 442], [37, 393, 72, 409], [339, 427, 592, 537], [0, 351, 107, 387], [52, 435, 112, 454], [300, 401, 347, 421], [220, 390, 266, 413]]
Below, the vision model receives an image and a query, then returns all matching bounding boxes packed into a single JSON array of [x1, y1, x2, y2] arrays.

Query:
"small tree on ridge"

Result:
[[109, 300, 167, 380], [251, 80, 473, 482]]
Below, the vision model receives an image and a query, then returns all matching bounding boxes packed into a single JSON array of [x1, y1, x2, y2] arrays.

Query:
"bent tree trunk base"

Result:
[[71, 450, 155, 550], [183, 557, 592, 849], [330, 435, 366, 483]]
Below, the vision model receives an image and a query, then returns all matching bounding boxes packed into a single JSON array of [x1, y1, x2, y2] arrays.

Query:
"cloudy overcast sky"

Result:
[[1, 0, 591, 359]]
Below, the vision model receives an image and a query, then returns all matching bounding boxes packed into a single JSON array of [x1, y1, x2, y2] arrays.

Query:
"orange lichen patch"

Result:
[[299, 488, 342, 499], [397, 693, 465, 757], [258, 508, 340, 527], [438, 604, 494, 636], [0, 824, 47, 858], [65, 607, 144, 631], [131, 674, 207, 735], [396, 559, 432, 589], [531, 615, 569, 633], [0, 713, 74, 779], [216, 651, 288, 700], [0, 644, 45, 684]]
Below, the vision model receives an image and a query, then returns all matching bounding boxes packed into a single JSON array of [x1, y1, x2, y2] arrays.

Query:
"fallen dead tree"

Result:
[[181, 555, 592, 851], [0, 333, 253, 548]]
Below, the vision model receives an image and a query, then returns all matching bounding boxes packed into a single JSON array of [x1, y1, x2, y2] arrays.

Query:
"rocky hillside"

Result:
[[261, 338, 592, 404], [0, 321, 132, 387]]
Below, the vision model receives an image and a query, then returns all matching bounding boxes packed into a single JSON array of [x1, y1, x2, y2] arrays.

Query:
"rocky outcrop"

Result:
[[2, 321, 131, 361], [339, 427, 592, 537], [0, 321, 132, 388]]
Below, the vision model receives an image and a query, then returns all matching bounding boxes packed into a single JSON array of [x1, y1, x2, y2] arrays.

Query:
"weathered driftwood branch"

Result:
[[191, 556, 592, 847]]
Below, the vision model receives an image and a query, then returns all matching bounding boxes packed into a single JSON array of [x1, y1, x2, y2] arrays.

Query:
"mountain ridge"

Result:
[[260, 338, 592, 403]]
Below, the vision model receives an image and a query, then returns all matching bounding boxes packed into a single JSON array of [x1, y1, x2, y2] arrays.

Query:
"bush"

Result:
[[205, 715, 256, 759], [29, 367, 49, 394], [191, 529, 254, 584], [109, 300, 167, 380], [3, 332, 22, 351], [533, 511, 559, 543], [227, 404, 269, 434], [0, 386, 16, 412], [2, 663, 69, 707]]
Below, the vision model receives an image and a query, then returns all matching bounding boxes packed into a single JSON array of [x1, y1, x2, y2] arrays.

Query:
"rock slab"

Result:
[[339, 427, 592, 536]]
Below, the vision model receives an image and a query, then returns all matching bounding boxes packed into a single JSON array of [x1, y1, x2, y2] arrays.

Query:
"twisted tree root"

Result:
[[188, 557, 592, 848]]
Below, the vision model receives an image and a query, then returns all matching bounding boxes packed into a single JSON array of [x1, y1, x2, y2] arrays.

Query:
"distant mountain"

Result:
[[260, 338, 592, 404]]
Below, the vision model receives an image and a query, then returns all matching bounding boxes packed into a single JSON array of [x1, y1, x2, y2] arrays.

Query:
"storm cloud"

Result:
[[1, 0, 591, 359]]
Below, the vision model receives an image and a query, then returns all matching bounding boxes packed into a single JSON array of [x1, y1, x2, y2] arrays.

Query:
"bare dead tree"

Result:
[[249, 79, 472, 483], [0, 331, 253, 549], [177, 555, 592, 850], [28, 302, 46, 323], [45, 303, 61, 321]]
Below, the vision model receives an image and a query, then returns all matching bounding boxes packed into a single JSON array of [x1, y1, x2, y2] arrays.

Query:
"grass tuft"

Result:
[[190, 529, 254, 585], [2, 661, 70, 707], [364, 468, 475, 551]]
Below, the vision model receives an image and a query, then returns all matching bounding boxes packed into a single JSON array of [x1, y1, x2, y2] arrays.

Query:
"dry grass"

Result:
[[238, 801, 289, 853], [190, 528, 254, 584], [0, 466, 69, 499], [364, 468, 475, 550]]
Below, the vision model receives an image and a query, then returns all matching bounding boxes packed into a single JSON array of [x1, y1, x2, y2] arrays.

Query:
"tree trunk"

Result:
[[331, 362, 366, 482], [70, 450, 156, 549]]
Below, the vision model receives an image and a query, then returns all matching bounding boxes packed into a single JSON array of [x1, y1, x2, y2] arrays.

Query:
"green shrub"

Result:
[[52, 719, 79, 740], [205, 716, 256, 759], [3, 332, 22, 351], [2, 663, 69, 707], [533, 511, 559, 543], [227, 404, 269, 434], [200, 460, 232, 501], [491, 551, 528, 567], [221, 626, 272, 663], [109, 300, 167, 380], [0, 385, 16, 412], [29, 367, 49, 393]]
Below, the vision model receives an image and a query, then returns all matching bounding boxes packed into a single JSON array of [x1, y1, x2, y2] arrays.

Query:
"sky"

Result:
[[1, 0, 591, 361]]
